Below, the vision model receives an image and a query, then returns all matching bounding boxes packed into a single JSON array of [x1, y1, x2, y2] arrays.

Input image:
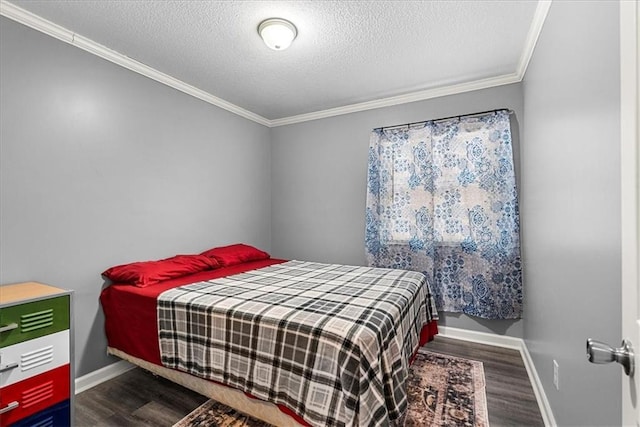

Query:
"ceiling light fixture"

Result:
[[258, 18, 297, 51]]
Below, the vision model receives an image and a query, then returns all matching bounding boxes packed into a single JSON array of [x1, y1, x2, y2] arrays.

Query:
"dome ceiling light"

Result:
[[258, 18, 297, 51]]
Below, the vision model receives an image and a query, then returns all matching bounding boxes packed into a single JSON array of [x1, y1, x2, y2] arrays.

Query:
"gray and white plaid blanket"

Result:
[[157, 260, 438, 426]]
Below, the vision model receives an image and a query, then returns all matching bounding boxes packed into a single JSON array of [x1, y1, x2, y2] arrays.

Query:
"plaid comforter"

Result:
[[158, 261, 438, 426]]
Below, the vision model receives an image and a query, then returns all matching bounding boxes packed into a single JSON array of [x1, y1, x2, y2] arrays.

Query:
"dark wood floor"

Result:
[[426, 337, 544, 426], [75, 336, 544, 426]]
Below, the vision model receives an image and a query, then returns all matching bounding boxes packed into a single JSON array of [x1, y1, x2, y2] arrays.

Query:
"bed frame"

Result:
[[108, 347, 304, 426]]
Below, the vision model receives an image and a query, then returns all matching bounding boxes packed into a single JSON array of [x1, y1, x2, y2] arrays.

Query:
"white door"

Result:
[[621, 1, 639, 425]]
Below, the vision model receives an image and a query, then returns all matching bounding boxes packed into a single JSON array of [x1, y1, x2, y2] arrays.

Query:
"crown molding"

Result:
[[0, 0, 73, 43], [269, 73, 521, 127], [1, 0, 551, 129], [516, 0, 552, 79], [0, 0, 271, 127], [271, 0, 552, 128]]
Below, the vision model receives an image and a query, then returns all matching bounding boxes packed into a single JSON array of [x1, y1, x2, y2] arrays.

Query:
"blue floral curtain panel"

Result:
[[365, 110, 522, 319]]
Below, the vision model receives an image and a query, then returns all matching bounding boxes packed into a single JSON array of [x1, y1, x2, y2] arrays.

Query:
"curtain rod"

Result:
[[373, 108, 513, 131]]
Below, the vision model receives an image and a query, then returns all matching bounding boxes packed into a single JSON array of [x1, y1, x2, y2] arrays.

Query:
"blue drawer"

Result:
[[9, 399, 70, 427]]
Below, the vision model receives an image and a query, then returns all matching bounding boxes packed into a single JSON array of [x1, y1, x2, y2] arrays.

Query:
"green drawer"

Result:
[[0, 295, 69, 348]]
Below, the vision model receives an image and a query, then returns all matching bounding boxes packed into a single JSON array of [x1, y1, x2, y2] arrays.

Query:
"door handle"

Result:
[[0, 401, 18, 415], [586, 338, 634, 376], [0, 323, 18, 333], [0, 362, 18, 372]]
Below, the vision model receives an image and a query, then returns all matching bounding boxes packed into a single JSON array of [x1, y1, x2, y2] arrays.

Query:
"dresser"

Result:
[[0, 282, 73, 427]]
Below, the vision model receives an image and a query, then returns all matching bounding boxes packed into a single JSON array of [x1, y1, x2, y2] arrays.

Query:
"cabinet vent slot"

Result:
[[21, 345, 54, 371], [31, 416, 54, 427], [21, 380, 54, 408], [20, 309, 54, 333]]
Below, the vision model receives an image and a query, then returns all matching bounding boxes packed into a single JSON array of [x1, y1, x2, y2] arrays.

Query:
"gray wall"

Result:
[[521, 1, 621, 425], [271, 83, 524, 337], [0, 17, 272, 376]]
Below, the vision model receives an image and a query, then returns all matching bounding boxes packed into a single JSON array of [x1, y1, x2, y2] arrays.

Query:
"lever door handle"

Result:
[[0, 323, 18, 333], [0, 401, 18, 415], [0, 362, 18, 372], [586, 338, 634, 376]]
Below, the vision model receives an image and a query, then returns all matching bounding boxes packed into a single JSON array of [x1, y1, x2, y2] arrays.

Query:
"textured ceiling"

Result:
[[7, 1, 539, 121]]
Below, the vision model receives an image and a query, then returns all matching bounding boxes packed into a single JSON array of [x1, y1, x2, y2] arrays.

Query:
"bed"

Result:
[[100, 245, 438, 426]]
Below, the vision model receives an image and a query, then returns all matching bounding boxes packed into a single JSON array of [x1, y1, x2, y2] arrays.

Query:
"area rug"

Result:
[[173, 350, 488, 427]]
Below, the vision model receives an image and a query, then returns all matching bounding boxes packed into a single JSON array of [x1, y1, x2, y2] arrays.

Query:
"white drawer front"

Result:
[[0, 330, 69, 387]]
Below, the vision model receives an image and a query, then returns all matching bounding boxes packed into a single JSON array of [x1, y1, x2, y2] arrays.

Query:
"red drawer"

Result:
[[0, 364, 69, 426]]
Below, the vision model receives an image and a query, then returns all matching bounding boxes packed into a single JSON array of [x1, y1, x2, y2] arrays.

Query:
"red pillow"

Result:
[[102, 254, 219, 287], [200, 244, 270, 267]]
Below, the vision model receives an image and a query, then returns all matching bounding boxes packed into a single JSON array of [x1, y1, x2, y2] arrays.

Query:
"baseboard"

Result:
[[519, 339, 557, 427], [438, 325, 523, 350], [439, 326, 557, 427], [75, 359, 135, 394]]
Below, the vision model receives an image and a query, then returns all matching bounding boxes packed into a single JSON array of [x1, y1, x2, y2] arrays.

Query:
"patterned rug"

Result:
[[173, 350, 488, 427]]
